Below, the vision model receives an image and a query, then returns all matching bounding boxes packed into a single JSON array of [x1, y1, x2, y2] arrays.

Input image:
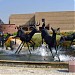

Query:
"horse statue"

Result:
[[41, 23, 60, 61], [59, 33, 75, 50], [14, 26, 38, 54], [0, 33, 12, 48], [60, 33, 75, 46]]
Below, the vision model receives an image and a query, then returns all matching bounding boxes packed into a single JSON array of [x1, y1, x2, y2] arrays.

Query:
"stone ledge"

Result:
[[0, 60, 68, 68]]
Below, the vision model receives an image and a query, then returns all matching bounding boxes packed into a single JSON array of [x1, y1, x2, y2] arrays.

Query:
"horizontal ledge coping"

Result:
[[0, 60, 68, 64]]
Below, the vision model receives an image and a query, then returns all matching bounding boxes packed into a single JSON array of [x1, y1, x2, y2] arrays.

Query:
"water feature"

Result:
[[0, 44, 75, 62]]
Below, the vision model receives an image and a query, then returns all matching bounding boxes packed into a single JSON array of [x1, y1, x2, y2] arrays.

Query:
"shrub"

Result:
[[13, 32, 17, 36], [32, 33, 42, 47]]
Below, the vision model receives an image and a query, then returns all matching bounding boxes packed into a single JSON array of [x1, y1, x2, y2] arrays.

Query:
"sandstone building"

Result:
[[9, 14, 35, 31], [9, 11, 75, 32], [0, 11, 75, 34], [35, 11, 75, 32]]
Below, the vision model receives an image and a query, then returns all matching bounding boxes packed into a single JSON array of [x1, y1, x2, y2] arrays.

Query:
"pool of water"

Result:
[[0, 44, 75, 62]]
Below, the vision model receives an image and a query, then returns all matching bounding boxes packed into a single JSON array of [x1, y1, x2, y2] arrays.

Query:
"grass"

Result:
[[32, 33, 42, 47]]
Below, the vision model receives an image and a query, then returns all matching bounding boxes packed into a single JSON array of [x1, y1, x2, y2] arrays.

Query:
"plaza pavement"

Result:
[[0, 65, 75, 75]]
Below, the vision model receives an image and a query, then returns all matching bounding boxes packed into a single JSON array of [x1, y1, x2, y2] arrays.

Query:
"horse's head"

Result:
[[51, 27, 60, 44], [51, 27, 60, 34], [59, 36, 65, 44], [16, 26, 25, 37], [71, 33, 75, 39]]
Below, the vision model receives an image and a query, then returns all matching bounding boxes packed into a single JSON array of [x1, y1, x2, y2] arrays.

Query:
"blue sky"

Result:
[[0, 0, 74, 23]]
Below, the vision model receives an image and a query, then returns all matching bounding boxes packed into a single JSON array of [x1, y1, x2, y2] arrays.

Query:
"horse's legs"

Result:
[[54, 46, 57, 54], [26, 42, 31, 54], [55, 45, 61, 61], [57, 54, 60, 61], [70, 40, 73, 46], [15, 42, 23, 54], [49, 46, 60, 61], [41, 34, 44, 44], [29, 40, 35, 50], [45, 45, 48, 51], [42, 38, 44, 44], [26, 43, 29, 50], [17, 42, 25, 54], [55, 47, 60, 61], [48, 46, 54, 58]]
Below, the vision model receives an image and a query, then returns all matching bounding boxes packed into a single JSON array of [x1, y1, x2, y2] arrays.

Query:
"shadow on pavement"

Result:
[[57, 69, 69, 73]]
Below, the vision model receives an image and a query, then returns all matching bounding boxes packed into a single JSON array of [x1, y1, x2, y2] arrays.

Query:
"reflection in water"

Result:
[[0, 44, 75, 62]]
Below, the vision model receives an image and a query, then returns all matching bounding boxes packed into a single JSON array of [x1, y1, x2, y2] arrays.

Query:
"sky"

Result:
[[0, 0, 74, 23]]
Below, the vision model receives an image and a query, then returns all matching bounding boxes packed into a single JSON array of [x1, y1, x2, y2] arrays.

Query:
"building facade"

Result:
[[9, 11, 75, 32], [0, 11, 74, 34], [0, 24, 17, 34], [9, 14, 35, 31], [35, 11, 75, 32]]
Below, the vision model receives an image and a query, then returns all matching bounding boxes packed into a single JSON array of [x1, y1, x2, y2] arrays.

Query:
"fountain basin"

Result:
[[0, 59, 68, 68], [0, 44, 75, 62]]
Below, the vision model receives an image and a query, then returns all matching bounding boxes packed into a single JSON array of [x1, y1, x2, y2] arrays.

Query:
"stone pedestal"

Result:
[[69, 60, 75, 72]]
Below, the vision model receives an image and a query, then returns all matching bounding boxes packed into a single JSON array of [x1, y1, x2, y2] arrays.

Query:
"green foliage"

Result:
[[13, 32, 17, 36], [32, 33, 42, 47], [60, 31, 74, 36]]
